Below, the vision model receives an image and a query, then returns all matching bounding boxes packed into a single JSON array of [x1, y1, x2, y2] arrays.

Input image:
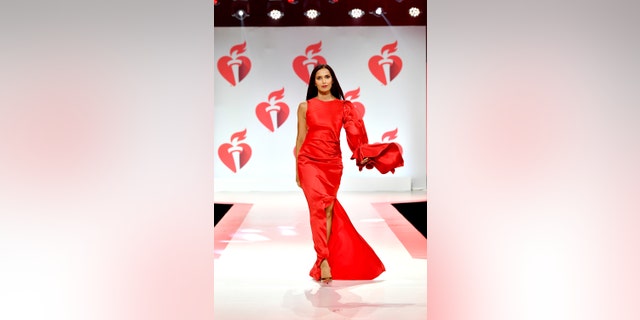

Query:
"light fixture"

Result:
[[408, 7, 421, 17], [269, 9, 284, 20], [348, 8, 364, 19], [367, 0, 386, 17], [304, 9, 320, 19], [232, 9, 249, 20], [303, 0, 321, 19], [231, 0, 250, 21], [214, 0, 220, 6], [328, 0, 339, 3], [267, 0, 285, 20], [348, 0, 365, 19]]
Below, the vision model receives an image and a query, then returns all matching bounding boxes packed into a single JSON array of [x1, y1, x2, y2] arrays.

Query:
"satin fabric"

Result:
[[297, 98, 404, 280]]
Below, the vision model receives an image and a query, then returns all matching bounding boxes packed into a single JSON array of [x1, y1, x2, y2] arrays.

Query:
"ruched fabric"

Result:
[[343, 101, 404, 174]]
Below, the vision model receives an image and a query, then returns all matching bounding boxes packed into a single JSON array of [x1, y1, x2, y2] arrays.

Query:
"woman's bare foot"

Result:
[[320, 259, 332, 284]]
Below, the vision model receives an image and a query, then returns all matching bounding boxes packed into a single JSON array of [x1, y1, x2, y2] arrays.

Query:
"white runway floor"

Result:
[[213, 191, 427, 320]]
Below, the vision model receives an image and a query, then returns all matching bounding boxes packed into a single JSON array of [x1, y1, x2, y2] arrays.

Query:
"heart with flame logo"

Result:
[[381, 128, 404, 154], [256, 88, 290, 132], [292, 41, 327, 84], [217, 42, 252, 86], [368, 41, 403, 85], [344, 87, 366, 119], [218, 129, 252, 173]]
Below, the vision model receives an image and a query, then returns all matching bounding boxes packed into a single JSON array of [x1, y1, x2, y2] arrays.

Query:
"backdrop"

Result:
[[214, 26, 426, 191]]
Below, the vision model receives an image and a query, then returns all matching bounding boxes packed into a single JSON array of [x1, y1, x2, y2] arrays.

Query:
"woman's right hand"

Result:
[[296, 174, 301, 188]]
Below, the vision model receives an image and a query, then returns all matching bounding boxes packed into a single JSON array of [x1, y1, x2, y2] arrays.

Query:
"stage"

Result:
[[213, 191, 427, 319]]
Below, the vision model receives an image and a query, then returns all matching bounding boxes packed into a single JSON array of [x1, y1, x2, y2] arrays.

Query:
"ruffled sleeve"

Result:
[[343, 101, 404, 174]]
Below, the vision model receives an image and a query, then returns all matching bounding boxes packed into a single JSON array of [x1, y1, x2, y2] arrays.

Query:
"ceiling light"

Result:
[[348, 0, 366, 20], [348, 8, 364, 19], [231, 0, 250, 21], [233, 9, 249, 20], [304, 9, 320, 19], [303, 0, 321, 19], [268, 9, 284, 20], [267, 0, 285, 20], [409, 7, 421, 17], [366, 0, 386, 17]]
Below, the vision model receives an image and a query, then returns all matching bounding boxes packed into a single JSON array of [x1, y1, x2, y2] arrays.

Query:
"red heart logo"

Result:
[[344, 87, 366, 118], [218, 129, 252, 172], [218, 143, 236, 172], [292, 41, 327, 84], [368, 41, 403, 85], [217, 42, 252, 86], [256, 88, 290, 132]]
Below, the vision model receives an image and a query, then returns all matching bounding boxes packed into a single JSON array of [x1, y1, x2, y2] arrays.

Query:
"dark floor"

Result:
[[392, 201, 427, 238], [214, 203, 232, 226], [216, 200, 427, 238]]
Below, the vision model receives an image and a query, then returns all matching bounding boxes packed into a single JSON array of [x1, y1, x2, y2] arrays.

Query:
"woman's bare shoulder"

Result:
[[298, 101, 308, 110]]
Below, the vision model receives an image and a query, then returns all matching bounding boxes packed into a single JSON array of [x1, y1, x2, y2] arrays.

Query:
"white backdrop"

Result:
[[214, 26, 426, 191]]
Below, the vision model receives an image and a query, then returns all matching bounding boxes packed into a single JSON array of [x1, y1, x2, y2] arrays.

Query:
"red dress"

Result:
[[297, 97, 404, 280]]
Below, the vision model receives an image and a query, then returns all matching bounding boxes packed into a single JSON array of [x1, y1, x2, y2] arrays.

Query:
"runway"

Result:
[[213, 191, 427, 319]]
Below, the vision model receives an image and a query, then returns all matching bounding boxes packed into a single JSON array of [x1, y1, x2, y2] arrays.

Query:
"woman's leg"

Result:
[[325, 202, 334, 240], [320, 202, 335, 282]]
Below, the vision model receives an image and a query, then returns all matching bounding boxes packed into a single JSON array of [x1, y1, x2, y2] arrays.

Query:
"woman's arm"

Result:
[[295, 101, 308, 187]]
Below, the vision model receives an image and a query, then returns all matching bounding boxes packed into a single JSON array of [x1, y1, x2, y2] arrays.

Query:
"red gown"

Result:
[[296, 97, 404, 281]]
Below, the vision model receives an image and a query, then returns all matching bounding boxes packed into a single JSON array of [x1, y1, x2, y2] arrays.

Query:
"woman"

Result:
[[295, 64, 404, 283]]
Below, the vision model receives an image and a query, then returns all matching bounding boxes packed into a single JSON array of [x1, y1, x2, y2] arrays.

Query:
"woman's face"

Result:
[[314, 68, 333, 94]]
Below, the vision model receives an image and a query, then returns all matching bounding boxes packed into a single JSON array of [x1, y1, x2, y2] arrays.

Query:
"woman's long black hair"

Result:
[[305, 64, 345, 101]]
